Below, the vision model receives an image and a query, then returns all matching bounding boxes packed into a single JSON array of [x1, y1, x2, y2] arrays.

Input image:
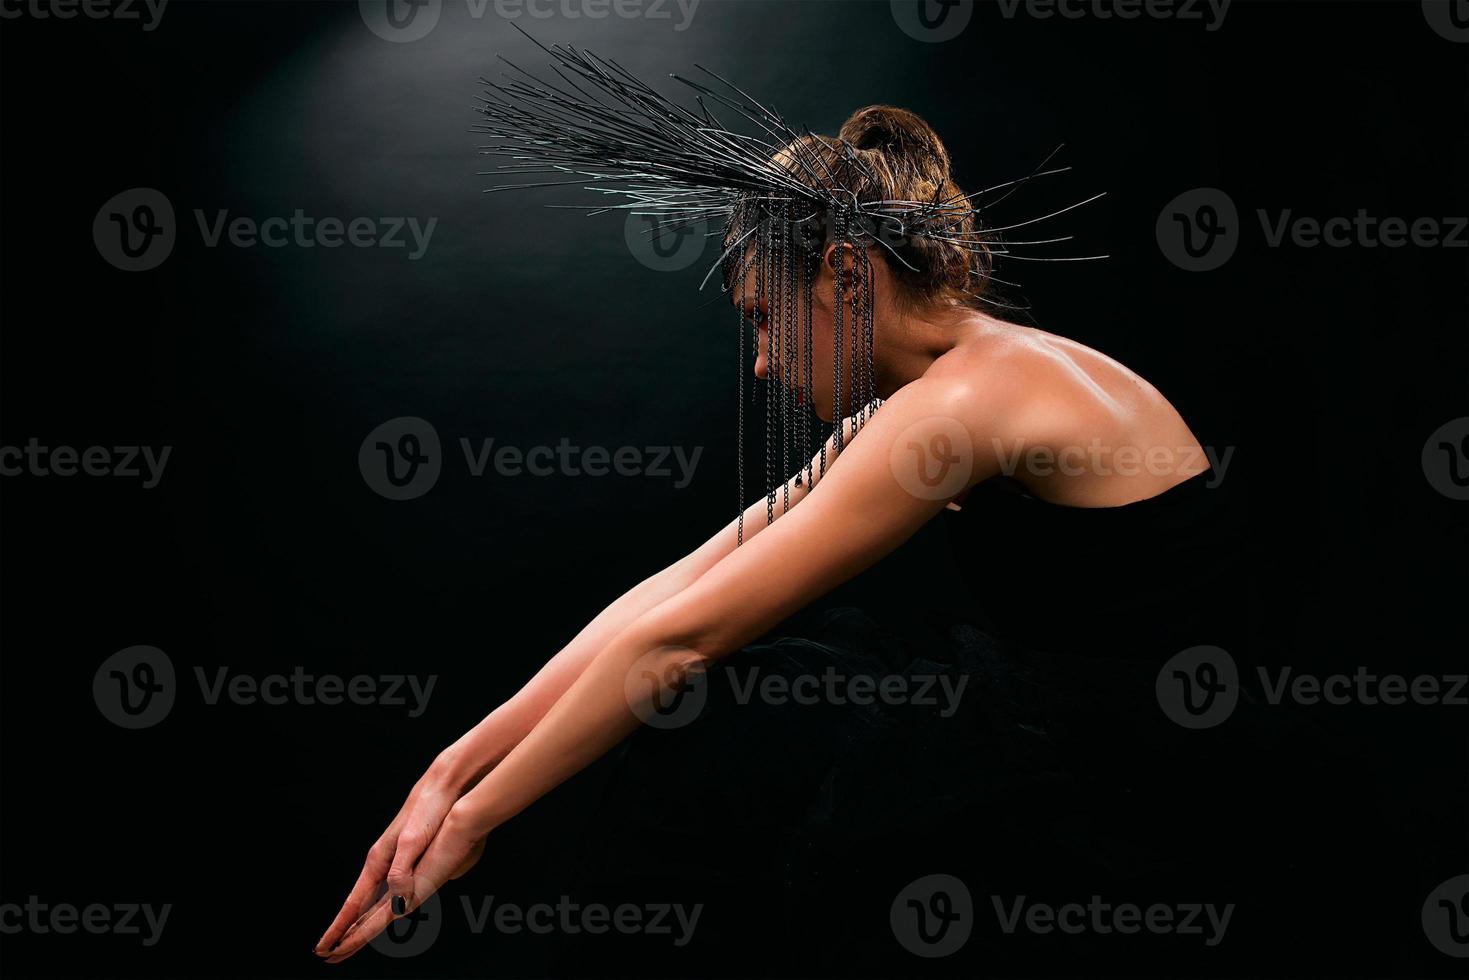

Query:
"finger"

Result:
[[323, 892, 394, 964], [325, 830, 477, 964], [314, 842, 393, 955], [384, 818, 434, 916], [406, 827, 479, 906]]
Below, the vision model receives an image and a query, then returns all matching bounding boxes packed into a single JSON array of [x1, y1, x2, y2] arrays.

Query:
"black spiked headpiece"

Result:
[[473, 30, 1100, 543]]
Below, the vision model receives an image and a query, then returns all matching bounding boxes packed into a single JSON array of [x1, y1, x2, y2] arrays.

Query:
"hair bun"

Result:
[[838, 105, 951, 180]]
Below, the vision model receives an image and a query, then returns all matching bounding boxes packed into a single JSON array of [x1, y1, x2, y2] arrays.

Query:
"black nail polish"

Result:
[[391, 896, 406, 915]]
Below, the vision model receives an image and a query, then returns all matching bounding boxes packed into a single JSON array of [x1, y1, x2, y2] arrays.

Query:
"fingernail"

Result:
[[391, 896, 406, 915]]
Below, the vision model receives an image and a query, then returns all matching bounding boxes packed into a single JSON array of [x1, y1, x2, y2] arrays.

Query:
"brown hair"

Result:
[[777, 105, 992, 309]]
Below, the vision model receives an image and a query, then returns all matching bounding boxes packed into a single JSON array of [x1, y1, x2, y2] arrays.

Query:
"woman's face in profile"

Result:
[[731, 242, 868, 424]]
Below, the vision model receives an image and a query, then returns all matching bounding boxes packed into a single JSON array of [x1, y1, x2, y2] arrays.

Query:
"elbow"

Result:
[[626, 598, 728, 666], [611, 610, 718, 727]]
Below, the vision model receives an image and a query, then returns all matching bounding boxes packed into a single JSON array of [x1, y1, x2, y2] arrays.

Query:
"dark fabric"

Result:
[[945, 467, 1247, 660], [556, 471, 1392, 976]]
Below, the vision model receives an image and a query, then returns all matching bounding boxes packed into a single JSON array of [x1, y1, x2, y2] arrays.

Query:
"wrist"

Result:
[[429, 743, 484, 794], [446, 794, 501, 838]]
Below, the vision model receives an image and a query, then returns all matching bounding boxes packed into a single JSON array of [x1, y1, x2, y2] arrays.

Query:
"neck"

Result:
[[873, 300, 981, 397]]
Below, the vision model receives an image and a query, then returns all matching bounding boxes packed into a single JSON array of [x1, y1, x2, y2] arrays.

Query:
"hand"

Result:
[[320, 806, 486, 964], [313, 758, 469, 959]]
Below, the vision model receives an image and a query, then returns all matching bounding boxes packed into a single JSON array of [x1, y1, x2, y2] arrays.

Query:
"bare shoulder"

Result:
[[925, 316, 1188, 443]]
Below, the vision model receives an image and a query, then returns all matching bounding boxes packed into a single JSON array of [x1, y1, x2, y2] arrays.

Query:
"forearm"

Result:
[[449, 616, 704, 834], [432, 556, 708, 790], [432, 429, 853, 793]]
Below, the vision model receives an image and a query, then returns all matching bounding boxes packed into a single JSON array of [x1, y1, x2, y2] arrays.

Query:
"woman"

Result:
[[315, 53, 1237, 964]]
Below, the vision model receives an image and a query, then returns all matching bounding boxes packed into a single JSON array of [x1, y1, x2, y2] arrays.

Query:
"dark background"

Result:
[[1, 0, 1466, 977]]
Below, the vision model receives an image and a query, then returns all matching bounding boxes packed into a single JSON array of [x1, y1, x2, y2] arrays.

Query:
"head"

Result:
[[727, 105, 993, 422]]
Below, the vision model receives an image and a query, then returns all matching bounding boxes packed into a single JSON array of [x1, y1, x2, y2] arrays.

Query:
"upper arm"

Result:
[[648, 381, 1001, 658]]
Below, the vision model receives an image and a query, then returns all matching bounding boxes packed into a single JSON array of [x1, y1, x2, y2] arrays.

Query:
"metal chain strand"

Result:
[[832, 206, 846, 455], [735, 210, 747, 546], [857, 246, 869, 420], [801, 220, 815, 488], [756, 212, 775, 528], [809, 226, 824, 481], [781, 207, 793, 517], [849, 229, 862, 442]]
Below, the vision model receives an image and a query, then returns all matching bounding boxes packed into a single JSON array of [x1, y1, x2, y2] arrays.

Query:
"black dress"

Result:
[[555, 470, 1395, 977]]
